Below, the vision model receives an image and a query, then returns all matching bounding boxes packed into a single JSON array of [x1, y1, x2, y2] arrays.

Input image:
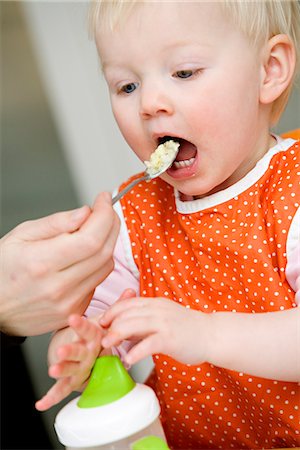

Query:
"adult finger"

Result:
[[16, 206, 91, 241], [58, 211, 119, 274], [32, 271, 107, 332], [33, 197, 119, 271], [79, 191, 117, 237]]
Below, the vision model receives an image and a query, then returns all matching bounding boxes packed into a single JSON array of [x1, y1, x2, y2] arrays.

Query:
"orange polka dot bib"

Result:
[[119, 140, 300, 449]]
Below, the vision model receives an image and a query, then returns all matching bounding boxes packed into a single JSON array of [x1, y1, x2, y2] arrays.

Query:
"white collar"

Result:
[[175, 137, 296, 214]]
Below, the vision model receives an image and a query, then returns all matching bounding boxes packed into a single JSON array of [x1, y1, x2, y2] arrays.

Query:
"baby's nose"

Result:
[[139, 85, 174, 119]]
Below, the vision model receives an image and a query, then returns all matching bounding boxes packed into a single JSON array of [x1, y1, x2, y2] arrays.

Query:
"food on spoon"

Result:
[[144, 140, 180, 176]]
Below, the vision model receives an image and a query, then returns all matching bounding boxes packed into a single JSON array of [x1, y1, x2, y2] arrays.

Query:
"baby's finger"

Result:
[[68, 314, 102, 343], [35, 394, 56, 412], [56, 342, 89, 363], [101, 330, 122, 348], [125, 335, 160, 366], [100, 298, 142, 327], [49, 361, 82, 378], [102, 316, 155, 348], [118, 288, 137, 301], [35, 377, 73, 411]]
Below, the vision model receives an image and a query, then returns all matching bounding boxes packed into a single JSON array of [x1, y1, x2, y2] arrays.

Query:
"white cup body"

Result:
[[55, 384, 167, 449], [66, 417, 166, 450]]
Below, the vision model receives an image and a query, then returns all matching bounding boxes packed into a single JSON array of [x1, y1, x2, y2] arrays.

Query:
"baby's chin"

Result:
[[159, 171, 217, 200]]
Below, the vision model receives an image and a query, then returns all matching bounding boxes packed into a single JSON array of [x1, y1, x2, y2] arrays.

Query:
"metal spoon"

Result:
[[112, 144, 179, 205]]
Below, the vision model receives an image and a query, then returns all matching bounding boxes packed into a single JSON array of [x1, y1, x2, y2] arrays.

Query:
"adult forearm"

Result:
[[207, 306, 300, 381]]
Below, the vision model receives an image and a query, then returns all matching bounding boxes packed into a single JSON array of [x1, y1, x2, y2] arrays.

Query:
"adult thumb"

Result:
[[18, 205, 91, 240]]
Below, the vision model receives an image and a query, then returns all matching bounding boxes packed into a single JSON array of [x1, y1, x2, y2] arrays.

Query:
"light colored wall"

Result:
[[22, 1, 143, 206]]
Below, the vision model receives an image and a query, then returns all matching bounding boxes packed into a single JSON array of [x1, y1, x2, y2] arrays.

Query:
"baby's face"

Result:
[[97, 2, 270, 198]]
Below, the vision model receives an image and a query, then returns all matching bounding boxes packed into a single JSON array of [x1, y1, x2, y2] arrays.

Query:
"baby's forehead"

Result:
[[95, 1, 230, 44], [94, 1, 228, 35], [95, 1, 254, 70]]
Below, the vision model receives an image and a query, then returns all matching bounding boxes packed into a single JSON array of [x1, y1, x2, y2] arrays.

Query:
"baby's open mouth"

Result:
[[158, 136, 197, 170]]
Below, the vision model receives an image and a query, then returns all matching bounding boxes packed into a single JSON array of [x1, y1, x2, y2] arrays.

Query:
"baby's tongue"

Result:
[[176, 140, 197, 161]]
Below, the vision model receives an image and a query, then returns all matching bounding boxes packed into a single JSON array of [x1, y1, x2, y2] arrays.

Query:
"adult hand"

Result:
[[100, 296, 210, 366], [0, 192, 120, 336]]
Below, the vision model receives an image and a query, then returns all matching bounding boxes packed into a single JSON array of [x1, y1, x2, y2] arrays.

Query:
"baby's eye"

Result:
[[119, 82, 138, 94], [174, 70, 194, 79], [173, 69, 201, 80]]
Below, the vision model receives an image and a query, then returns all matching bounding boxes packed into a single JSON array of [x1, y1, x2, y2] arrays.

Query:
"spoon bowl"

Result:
[[112, 141, 179, 205]]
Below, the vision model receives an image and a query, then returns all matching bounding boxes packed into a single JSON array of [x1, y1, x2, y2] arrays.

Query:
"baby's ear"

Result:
[[259, 34, 296, 105]]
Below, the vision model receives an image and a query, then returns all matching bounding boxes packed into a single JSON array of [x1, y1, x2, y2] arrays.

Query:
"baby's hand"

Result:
[[100, 297, 210, 366], [35, 314, 103, 411]]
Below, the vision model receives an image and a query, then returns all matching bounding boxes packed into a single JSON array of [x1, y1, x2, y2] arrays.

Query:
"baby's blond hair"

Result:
[[89, 0, 300, 124]]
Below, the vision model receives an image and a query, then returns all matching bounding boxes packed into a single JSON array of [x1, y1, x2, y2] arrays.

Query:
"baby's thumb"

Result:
[[117, 288, 136, 302]]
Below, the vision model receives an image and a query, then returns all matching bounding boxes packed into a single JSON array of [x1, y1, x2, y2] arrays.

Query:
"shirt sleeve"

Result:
[[285, 207, 300, 306], [85, 201, 140, 363], [87, 233, 140, 316], [0, 333, 26, 348]]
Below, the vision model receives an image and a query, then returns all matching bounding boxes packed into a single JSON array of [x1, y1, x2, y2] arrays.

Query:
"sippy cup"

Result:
[[54, 355, 169, 450]]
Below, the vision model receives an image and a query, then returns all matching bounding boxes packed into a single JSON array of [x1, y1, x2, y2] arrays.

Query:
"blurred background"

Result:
[[1, 1, 299, 449]]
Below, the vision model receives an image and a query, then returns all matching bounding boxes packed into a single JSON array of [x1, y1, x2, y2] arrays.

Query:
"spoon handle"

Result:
[[112, 173, 149, 205]]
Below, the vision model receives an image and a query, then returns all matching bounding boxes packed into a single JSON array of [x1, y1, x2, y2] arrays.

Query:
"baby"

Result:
[[37, 2, 300, 449]]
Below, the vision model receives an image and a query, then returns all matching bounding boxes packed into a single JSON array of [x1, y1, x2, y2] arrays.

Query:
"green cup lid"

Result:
[[131, 436, 170, 450], [77, 355, 136, 408]]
